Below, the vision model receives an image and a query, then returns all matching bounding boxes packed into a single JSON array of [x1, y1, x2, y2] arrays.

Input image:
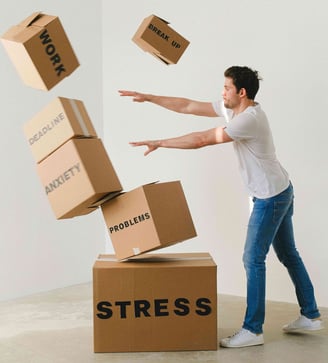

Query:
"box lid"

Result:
[[149, 14, 169, 25], [1, 12, 57, 41], [19, 12, 43, 28], [94, 253, 216, 268], [95, 181, 159, 207], [18, 12, 56, 28]]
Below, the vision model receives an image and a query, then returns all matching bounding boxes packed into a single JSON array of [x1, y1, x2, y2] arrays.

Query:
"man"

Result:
[[119, 66, 323, 348]]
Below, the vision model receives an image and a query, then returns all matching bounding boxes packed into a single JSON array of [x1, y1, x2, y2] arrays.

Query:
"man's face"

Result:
[[222, 77, 241, 110]]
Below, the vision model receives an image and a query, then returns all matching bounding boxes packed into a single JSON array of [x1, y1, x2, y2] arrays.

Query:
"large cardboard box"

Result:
[[36, 138, 122, 219], [24, 97, 97, 163], [132, 14, 190, 64], [1, 12, 79, 90], [93, 253, 217, 352], [101, 181, 197, 260]]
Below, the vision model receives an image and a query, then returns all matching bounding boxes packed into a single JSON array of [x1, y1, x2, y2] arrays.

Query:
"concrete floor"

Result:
[[0, 283, 327, 363]]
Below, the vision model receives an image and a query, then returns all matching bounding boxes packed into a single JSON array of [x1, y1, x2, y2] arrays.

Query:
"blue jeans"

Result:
[[242, 182, 320, 334]]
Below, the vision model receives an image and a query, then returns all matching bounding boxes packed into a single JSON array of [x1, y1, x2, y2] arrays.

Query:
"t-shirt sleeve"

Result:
[[225, 113, 258, 140], [212, 100, 232, 121], [212, 100, 222, 116]]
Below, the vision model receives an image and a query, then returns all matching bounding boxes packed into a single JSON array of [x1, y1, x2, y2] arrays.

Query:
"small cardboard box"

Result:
[[93, 253, 217, 352], [36, 138, 122, 219], [101, 181, 197, 260], [24, 97, 97, 163], [132, 14, 190, 64], [1, 12, 79, 90]]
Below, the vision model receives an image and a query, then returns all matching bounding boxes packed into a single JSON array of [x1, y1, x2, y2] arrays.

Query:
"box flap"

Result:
[[95, 253, 216, 267], [126, 254, 214, 263], [90, 190, 122, 207], [19, 12, 43, 28], [141, 180, 159, 188], [94, 181, 159, 207], [152, 52, 170, 65], [152, 14, 170, 25]]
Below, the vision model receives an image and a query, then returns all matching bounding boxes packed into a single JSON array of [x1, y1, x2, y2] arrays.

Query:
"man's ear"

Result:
[[239, 88, 247, 98]]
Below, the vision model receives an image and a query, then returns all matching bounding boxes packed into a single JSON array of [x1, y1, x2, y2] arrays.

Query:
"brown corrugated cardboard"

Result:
[[101, 181, 197, 260], [24, 97, 97, 163], [36, 138, 122, 219], [1, 12, 79, 90], [93, 253, 217, 352], [132, 14, 190, 64]]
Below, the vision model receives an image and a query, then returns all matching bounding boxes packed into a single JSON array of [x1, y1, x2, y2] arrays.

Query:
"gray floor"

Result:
[[0, 283, 327, 363]]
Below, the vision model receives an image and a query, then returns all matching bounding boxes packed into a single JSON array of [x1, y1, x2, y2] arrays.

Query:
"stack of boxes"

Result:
[[1, 12, 218, 352], [23, 96, 123, 219]]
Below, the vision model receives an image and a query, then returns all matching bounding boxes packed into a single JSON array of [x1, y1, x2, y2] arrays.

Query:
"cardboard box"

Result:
[[36, 138, 122, 219], [101, 181, 197, 260], [1, 12, 79, 90], [24, 97, 97, 163], [93, 253, 217, 352], [132, 14, 190, 64]]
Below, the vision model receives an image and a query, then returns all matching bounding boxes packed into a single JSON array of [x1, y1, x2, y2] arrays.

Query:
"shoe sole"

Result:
[[283, 326, 324, 333], [220, 341, 264, 348]]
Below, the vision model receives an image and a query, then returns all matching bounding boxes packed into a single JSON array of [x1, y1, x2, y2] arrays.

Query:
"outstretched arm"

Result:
[[119, 90, 218, 117], [130, 127, 233, 156]]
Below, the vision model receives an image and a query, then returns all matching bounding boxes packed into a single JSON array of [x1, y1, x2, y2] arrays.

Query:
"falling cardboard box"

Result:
[[93, 253, 217, 352], [1, 12, 79, 90], [24, 97, 97, 163], [132, 14, 190, 64], [36, 138, 122, 219], [101, 181, 197, 260]]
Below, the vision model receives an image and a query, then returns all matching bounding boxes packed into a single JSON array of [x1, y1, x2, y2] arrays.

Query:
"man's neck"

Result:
[[233, 99, 256, 115]]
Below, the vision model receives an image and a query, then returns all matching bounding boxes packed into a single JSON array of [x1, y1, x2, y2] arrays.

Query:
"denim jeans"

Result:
[[242, 182, 320, 334]]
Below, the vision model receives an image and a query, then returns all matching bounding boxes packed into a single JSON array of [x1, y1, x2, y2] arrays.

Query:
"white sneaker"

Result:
[[220, 328, 264, 348], [283, 315, 324, 333]]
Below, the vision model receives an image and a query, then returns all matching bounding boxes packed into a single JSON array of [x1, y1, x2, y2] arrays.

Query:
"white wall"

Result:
[[102, 0, 328, 307], [1, 0, 327, 308], [0, 0, 104, 301]]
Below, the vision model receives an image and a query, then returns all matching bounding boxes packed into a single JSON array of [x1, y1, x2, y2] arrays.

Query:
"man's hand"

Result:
[[119, 90, 149, 102], [129, 140, 160, 156]]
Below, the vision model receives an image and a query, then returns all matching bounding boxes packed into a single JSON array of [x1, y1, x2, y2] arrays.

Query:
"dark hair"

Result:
[[224, 66, 262, 100]]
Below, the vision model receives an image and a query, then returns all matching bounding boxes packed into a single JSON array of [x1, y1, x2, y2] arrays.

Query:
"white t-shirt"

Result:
[[212, 100, 289, 198]]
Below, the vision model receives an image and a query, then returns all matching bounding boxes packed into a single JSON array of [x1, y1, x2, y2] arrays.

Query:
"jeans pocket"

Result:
[[273, 199, 293, 223], [249, 199, 270, 226]]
